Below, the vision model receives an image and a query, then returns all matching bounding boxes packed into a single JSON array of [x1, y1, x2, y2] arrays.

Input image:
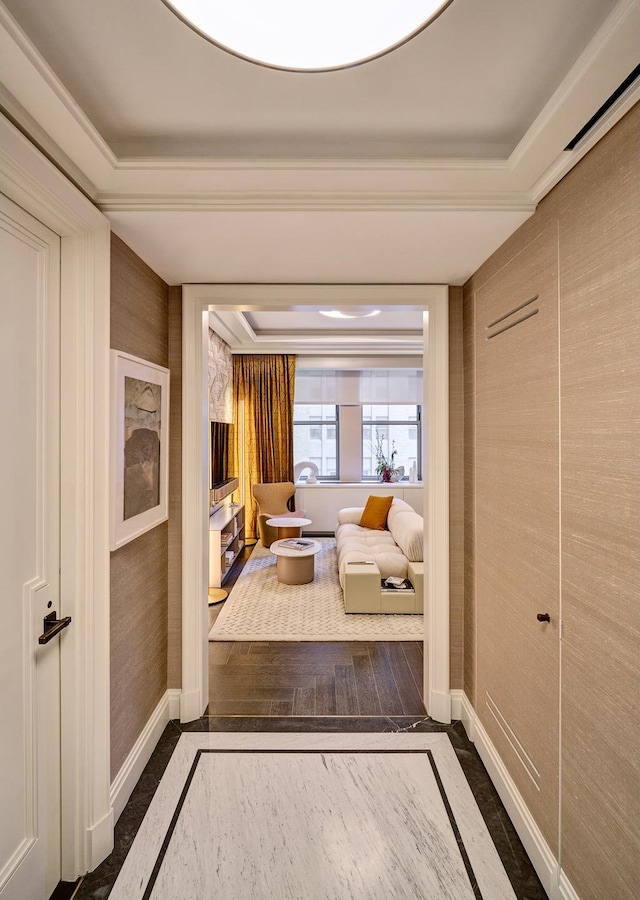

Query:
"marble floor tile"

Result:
[[109, 733, 517, 900]]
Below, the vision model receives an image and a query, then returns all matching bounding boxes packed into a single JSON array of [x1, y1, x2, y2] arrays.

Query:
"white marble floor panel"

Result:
[[109, 733, 516, 900]]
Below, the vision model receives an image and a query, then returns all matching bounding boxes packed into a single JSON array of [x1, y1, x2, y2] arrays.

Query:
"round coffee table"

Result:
[[266, 516, 312, 540], [269, 539, 322, 585]]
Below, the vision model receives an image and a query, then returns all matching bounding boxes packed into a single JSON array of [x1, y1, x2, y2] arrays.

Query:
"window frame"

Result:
[[361, 404, 422, 482], [293, 403, 340, 481]]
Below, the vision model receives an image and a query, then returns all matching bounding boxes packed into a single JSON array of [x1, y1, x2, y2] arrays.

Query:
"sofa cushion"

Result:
[[389, 510, 423, 562], [337, 547, 408, 587], [335, 528, 398, 560], [337, 507, 365, 526], [360, 494, 394, 530], [386, 498, 416, 528]]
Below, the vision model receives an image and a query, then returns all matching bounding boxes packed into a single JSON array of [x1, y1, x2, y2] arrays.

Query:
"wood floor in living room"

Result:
[[209, 639, 426, 716]]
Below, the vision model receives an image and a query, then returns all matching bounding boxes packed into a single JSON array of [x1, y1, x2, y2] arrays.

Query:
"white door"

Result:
[[0, 195, 63, 899]]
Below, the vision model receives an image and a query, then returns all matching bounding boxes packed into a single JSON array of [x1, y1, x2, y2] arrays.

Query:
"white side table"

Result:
[[266, 516, 312, 540], [269, 539, 322, 585]]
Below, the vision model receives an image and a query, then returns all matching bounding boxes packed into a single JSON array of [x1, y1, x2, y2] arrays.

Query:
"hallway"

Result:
[[71, 710, 546, 899], [55, 555, 550, 897]]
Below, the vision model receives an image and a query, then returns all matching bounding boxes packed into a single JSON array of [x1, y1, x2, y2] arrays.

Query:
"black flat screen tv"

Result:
[[210, 421, 234, 489]]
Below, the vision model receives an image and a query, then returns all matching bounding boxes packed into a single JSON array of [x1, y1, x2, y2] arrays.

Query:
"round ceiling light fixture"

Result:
[[162, 1, 453, 72], [319, 310, 381, 319]]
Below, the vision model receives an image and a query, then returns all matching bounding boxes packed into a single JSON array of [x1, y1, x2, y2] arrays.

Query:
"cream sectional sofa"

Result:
[[335, 498, 424, 614]]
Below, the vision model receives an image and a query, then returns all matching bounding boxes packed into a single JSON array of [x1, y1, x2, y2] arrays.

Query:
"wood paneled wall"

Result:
[[475, 224, 561, 851], [556, 105, 640, 899], [462, 285, 476, 704], [463, 103, 640, 897], [110, 234, 170, 778]]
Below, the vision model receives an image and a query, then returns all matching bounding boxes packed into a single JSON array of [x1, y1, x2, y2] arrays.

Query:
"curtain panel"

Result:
[[233, 354, 296, 539]]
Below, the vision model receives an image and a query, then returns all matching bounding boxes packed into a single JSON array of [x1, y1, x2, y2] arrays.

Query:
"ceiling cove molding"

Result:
[[115, 157, 510, 173], [1, 0, 638, 207], [530, 76, 640, 203], [97, 191, 536, 213], [208, 311, 257, 347], [209, 310, 424, 357], [199, 283, 440, 307], [507, 0, 640, 181], [226, 344, 424, 357], [0, 2, 117, 190]]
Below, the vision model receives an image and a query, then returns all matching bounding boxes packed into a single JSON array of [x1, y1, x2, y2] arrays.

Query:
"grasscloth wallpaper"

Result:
[[110, 235, 170, 777], [463, 103, 640, 898]]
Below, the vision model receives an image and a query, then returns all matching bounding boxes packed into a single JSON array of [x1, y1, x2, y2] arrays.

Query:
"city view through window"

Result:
[[294, 403, 420, 480]]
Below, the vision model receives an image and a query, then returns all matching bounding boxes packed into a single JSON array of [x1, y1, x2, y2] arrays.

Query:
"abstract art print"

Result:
[[111, 351, 170, 550]]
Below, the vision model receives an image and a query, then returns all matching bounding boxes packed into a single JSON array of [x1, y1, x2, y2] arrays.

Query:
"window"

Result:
[[293, 369, 423, 482], [293, 404, 339, 479], [362, 404, 421, 480]]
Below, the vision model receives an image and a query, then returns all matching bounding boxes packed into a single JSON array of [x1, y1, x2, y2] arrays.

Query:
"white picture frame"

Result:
[[110, 350, 170, 550]]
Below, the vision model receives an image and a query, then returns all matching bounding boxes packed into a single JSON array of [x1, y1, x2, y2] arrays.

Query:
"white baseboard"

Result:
[[428, 688, 452, 724], [180, 687, 205, 724], [84, 806, 114, 874], [558, 871, 581, 900], [110, 689, 180, 824], [168, 688, 181, 720], [450, 689, 475, 741], [453, 691, 580, 900]]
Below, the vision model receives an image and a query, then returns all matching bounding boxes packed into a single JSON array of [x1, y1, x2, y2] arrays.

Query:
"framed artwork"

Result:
[[110, 350, 170, 550]]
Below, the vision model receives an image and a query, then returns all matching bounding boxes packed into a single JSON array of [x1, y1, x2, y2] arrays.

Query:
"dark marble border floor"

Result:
[[73, 716, 546, 899]]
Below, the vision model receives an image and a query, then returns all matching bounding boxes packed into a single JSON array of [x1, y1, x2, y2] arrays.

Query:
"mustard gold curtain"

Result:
[[232, 354, 296, 540]]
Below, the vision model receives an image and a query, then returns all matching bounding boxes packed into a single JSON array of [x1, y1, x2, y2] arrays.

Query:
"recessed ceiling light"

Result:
[[162, 1, 453, 72], [319, 310, 381, 319]]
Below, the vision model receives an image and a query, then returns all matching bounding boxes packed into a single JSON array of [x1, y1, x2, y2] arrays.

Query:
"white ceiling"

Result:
[[1, 0, 639, 304], [0, 0, 619, 159]]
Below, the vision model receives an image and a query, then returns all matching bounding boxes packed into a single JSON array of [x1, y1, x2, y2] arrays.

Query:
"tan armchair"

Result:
[[251, 481, 306, 546]]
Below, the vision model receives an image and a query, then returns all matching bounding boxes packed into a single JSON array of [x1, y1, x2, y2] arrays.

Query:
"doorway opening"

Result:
[[181, 285, 450, 725]]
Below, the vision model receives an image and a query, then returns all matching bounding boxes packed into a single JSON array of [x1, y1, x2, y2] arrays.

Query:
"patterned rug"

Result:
[[208, 539, 423, 641]]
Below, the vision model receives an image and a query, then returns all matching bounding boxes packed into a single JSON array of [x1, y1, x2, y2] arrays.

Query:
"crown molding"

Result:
[[114, 156, 510, 172], [96, 191, 535, 213], [206, 288, 426, 356], [0, 2, 117, 192], [507, 0, 640, 184]]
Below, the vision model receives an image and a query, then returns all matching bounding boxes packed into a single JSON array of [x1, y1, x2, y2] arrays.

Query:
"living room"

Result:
[[204, 303, 431, 707]]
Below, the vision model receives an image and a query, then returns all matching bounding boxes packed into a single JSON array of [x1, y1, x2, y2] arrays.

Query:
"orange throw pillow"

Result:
[[360, 495, 394, 530]]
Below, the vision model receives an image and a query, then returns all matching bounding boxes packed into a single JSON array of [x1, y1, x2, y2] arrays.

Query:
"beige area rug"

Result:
[[208, 539, 423, 641]]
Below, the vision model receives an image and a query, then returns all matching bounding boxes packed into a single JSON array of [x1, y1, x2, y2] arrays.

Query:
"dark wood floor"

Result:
[[208, 543, 426, 717], [208, 640, 425, 717]]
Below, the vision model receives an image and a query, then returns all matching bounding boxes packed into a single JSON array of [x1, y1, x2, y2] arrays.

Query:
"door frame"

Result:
[[0, 115, 112, 876], [181, 284, 451, 723]]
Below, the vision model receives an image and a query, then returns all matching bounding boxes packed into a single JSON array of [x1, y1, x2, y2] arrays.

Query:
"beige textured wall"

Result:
[[448, 287, 464, 690], [462, 285, 475, 705], [556, 106, 639, 899], [463, 103, 640, 897], [110, 234, 170, 777], [475, 224, 561, 851]]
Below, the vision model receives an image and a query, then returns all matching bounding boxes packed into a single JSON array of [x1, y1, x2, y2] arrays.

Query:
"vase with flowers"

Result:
[[374, 432, 398, 483]]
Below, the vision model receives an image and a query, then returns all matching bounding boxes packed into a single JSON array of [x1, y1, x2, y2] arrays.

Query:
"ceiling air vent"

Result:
[[565, 63, 640, 150]]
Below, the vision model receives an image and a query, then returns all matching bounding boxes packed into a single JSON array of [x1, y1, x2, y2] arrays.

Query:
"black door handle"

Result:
[[38, 611, 72, 644], [536, 613, 551, 623]]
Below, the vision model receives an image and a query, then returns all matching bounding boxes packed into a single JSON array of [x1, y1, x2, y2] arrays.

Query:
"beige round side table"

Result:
[[269, 539, 322, 585], [266, 516, 312, 540]]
